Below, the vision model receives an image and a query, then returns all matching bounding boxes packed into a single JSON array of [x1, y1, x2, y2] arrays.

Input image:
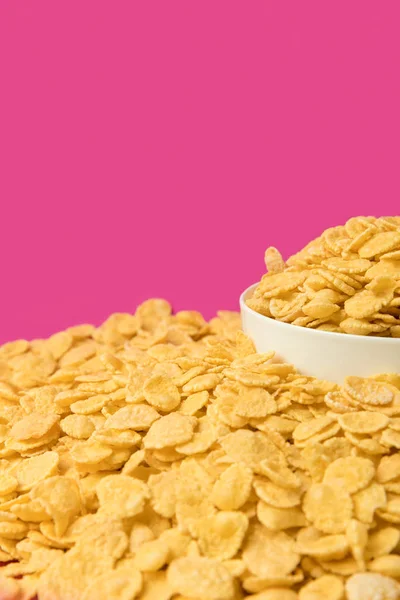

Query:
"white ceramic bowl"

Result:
[[240, 283, 400, 384]]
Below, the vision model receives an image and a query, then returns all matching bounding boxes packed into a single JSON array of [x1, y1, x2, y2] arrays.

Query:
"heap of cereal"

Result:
[[0, 301, 400, 599], [247, 216, 400, 336]]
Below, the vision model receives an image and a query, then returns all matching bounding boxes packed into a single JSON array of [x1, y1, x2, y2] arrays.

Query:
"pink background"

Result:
[[1, 1, 400, 344]]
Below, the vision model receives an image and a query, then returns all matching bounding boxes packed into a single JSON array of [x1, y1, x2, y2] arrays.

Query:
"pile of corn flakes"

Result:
[[1, 302, 400, 600], [247, 216, 400, 336]]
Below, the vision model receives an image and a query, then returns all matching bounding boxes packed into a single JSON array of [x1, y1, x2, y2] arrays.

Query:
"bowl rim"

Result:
[[240, 283, 400, 345]]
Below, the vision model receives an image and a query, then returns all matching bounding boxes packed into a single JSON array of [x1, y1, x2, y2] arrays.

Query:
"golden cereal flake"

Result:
[[242, 525, 300, 578], [345, 573, 400, 600], [81, 568, 143, 600], [211, 463, 253, 510], [190, 511, 248, 560], [323, 456, 375, 493], [104, 404, 161, 431], [303, 483, 352, 534], [257, 502, 307, 531], [143, 413, 197, 450], [60, 414, 95, 439], [298, 574, 344, 600], [10, 413, 60, 441], [167, 556, 235, 600], [97, 475, 149, 519], [143, 375, 181, 411]]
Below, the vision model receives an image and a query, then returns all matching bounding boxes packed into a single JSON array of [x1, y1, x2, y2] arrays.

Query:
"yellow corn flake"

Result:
[[365, 527, 400, 560], [158, 529, 191, 561], [54, 389, 91, 408], [129, 523, 155, 552], [253, 479, 301, 508], [352, 482, 387, 524], [11, 451, 59, 492], [133, 539, 169, 572], [182, 373, 222, 395], [345, 376, 395, 406], [293, 416, 334, 442], [235, 387, 277, 418], [97, 475, 149, 518], [70, 394, 108, 415], [143, 375, 181, 411], [0, 520, 28, 540], [264, 247, 286, 274], [377, 454, 400, 483], [10, 413, 60, 441], [257, 502, 306, 531], [0, 475, 18, 496], [242, 525, 300, 578], [345, 573, 400, 600], [359, 231, 400, 258], [144, 413, 197, 450], [338, 411, 389, 433], [190, 511, 248, 560], [303, 483, 353, 533], [258, 458, 302, 489], [346, 519, 368, 568], [81, 568, 143, 600], [323, 456, 375, 493], [104, 404, 161, 431], [368, 554, 400, 579], [167, 556, 235, 600], [148, 470, 178, 518], [179, 391, 209, 415], [219, 429, 279, 470], [94, 428, 141, 448], [296, 534, 349, 561], [11, 498, 50, 523], [242, 569, 303, 593], [31, 476, 82, 537], [211, 463, 253, 510], [340, 318, 388, 335], [344, 286, 393, 319], [60, 414, 95, 439], [298, 574, 344, 600], [381, 428, 400, 449], [70, 440, 113, 465]]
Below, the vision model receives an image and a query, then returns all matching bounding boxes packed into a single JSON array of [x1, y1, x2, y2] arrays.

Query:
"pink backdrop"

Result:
[[1, 1, 400, 344]]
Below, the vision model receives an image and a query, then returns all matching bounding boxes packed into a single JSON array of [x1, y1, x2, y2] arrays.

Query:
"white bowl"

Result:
[[240, 283, 400, 384]]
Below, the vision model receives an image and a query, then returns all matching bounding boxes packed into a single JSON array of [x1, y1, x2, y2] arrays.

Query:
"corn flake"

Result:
[[167, 556, 235, 600]]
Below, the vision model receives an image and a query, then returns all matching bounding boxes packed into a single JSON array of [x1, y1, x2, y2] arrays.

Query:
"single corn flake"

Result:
[[60, 414, 95, 439], [190, 511, 248, 560], [143, 375, 181, 411], [211, 463, 253, 510], [338, 411, 389, 434], [345, 573, 400, 600], [81, 568, 143, 600], [323, 456, 375, 493], [303, 483, 353, 533], [298, 574, 344, 600], [104, 404, 161, 431], [242, 525, 300, 578], [167, 556, 235, 600], [133, 539, 169, 572], [97, 475, 148, 519], [257, 502, 307, 531], [144, 414, 197, 449]]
